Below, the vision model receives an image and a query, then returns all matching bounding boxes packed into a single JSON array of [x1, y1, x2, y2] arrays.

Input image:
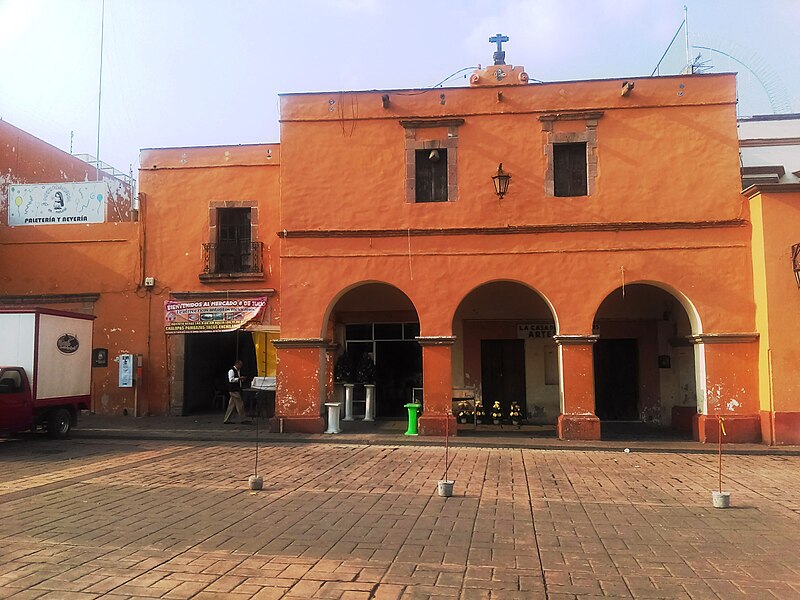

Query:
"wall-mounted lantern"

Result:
[[492, 163, 511, 199], [792, 243, 800, 288]]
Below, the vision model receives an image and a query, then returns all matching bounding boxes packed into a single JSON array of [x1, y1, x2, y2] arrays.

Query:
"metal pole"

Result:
[[444, 411, 449, 481], [684, 5, 691, 73], [96, 0, 105, 181], [718, 416, 723, 493], [254, 395, 260, 476]]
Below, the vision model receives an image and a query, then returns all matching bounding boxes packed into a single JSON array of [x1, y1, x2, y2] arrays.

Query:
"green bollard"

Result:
[[404, 403, 421, 436]]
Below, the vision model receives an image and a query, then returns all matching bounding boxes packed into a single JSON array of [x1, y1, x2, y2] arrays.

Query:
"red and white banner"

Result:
[[164, 297, 267, 334]]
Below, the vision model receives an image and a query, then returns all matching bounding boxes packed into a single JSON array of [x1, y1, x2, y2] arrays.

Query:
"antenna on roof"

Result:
[[683, 5, 690, 73], [96, 0, 105, 181], [651, 6, 691, 76]]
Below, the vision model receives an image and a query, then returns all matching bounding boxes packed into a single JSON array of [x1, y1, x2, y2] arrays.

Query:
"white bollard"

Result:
[[324, 402, 342, 434], [363, 384, 376, 422], [343, 383, 355, 421]]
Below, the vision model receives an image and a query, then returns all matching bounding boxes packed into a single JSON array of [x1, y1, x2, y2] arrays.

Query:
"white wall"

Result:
[[36, 314, 93, 399], [739, 116, 800, 184], [524, 338, 560, 423], [0, 313, 36, 378]]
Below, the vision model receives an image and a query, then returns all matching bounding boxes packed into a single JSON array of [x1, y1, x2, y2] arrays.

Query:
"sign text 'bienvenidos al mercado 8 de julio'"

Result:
[[7, 182, 106, 225]]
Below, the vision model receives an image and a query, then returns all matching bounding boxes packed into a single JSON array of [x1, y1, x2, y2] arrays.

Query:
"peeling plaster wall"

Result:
[[0, 121, 142, 415], [0, 120, 133, 222]]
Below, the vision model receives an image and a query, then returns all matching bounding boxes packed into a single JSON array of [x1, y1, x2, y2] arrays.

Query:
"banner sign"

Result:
[[8, 182, 107, 225], [164, 297, 268, 334]]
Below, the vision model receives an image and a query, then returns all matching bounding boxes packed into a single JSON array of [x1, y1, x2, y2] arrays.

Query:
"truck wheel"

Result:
[[48, 409, 72, 439]]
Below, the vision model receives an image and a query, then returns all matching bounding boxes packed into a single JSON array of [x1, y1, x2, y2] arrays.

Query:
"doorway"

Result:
[[594, 338, 639, 420], [375, 340, 422, 418], [183, 331, 256, 415], [343, 322, 422, 418], [481, 339, 526, 415]]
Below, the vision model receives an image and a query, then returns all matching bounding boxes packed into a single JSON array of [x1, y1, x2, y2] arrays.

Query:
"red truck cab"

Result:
[[0, 308, 94, 439], [0, 366, 76, 438]]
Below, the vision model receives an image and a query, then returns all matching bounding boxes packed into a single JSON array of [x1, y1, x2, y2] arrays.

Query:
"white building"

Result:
[[739, 113, 800, 186]]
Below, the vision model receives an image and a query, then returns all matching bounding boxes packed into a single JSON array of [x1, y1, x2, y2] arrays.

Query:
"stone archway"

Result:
[[451, 280, 560, 430], [593, 283, 703, 436], [324, 282, 421, 419]]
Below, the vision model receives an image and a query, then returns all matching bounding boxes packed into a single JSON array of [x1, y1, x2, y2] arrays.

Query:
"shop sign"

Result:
[[164, 297, 268, 334], [517, 322, 600, 339], [517, 323, 556, 339], [8, 182, 107, 225]]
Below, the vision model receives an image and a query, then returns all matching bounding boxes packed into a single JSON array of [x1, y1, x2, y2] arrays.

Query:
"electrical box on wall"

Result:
[[144, 277, 155, 288]]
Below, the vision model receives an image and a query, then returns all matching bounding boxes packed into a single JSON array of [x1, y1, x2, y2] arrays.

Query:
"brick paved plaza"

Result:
[[1, 438, 799, 599]]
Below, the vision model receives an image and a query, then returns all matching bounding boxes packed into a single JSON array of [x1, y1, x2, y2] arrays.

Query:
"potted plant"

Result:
[[491, 401, 503, 425], [355, 352, 375, 384], [474, 399, 485, 424], [334, 350, 353, 383], [509, 401, 522, 426], [456, 401, 472, 424]]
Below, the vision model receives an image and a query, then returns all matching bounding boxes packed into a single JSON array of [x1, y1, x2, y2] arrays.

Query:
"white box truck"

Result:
[[0, 308, 94, 438]]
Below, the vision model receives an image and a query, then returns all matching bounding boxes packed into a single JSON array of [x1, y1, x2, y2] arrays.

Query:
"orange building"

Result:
[[6, 48, 800, 444], [274, 60, 762, 443], [0, 119, 140, 415], [136, 144, 281, 416]]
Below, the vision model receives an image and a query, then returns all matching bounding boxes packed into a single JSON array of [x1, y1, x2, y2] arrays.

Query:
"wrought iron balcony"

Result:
[[202, 241, 263, 276], [792, 243, 800, 288]]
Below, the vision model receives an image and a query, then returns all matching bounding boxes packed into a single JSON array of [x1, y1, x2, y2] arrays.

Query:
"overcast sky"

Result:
[[1, 0, 798, 179]]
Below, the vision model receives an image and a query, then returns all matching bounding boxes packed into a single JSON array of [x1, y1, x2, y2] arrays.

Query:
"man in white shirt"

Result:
[[224, 359, 248, 424]]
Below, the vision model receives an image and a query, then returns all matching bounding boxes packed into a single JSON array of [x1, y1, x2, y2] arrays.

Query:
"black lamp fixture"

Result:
[[792, 243, 800, 288], [492, 163, 511, 199]]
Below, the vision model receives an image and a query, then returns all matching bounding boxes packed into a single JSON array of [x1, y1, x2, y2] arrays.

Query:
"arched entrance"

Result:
[[452, 281, 560, 428], [325, 283, 421, 418], [593, 283, 702, 435]]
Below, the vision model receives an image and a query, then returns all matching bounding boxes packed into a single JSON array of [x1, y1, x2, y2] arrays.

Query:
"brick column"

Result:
[[416, 336, 457, 437], [555, 334, 600, 440], [691, 333, 761, 444], [271, 338, 327, 433]]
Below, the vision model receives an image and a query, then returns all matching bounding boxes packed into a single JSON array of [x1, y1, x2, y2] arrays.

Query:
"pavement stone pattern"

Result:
[[0, 438, 799, 599]]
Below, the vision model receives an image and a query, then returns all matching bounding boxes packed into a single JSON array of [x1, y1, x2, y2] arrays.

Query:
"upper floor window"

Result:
[[540, 111, 602, 198], [415, 148, 449, 202], [201, 201, 263, 282], [401, 119, 463, 204], [553, 143, 588, 197], [217, 208, 252, 272]]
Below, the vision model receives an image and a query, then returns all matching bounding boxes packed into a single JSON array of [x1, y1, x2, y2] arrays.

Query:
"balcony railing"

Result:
[[792, 243, 800, 288], [202, 241, 263, 275]]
